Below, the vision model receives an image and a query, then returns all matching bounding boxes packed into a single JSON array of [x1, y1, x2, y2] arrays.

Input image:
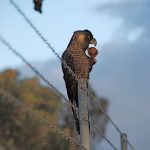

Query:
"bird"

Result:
[[61, 29, 97, 134], [33, 0, 43, 13]]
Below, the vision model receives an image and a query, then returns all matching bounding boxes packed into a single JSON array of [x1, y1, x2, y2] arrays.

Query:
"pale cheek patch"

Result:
[[78, 34, 85, 42]]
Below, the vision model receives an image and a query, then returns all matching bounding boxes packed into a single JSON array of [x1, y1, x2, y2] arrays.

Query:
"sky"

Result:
[[0, 0, 150, 150], [0, 0, 120, 68]]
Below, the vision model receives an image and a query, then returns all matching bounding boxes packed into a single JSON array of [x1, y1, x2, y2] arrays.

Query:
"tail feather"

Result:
[[71, 107, 80, 134], [72, 105, 90, 135], [64, 78, 90, 134]]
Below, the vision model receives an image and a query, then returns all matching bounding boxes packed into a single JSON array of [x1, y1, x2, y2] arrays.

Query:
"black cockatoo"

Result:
[[61, 30, 97, 134]]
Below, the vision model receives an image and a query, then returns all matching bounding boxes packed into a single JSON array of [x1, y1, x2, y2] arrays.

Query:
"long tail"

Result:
[[71, 106, 80, 134], [71, 100, 90, 135], [64, 78, 90, 134]]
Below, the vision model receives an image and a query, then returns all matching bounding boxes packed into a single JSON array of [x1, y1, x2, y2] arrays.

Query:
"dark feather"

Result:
[[33, 0, 43, 13], [61, 30, 96, 134]]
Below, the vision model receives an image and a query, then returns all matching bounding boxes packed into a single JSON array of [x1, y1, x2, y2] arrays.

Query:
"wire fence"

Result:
[[0, 34, 118, 150], [0, 0, 135, 149], [0, 88, 86, 150], [8, 0, 124, 136]]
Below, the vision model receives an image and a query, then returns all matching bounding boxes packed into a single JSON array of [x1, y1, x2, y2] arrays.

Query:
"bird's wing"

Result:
[[62, 52, 77, 103], [62, 51, 80, 133]]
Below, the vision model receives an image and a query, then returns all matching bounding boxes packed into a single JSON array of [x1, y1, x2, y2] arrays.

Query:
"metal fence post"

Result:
[[78, 79, 90, 150], [121, 133, 127, 150]]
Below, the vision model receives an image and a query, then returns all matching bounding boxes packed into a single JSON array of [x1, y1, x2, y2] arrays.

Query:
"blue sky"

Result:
[[0, 0, 120, 68], [0, 0, 150, 150]]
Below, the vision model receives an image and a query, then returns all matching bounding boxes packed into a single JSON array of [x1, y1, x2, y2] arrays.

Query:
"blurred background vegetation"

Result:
[[0, 69, 108, 150], [0, 0, 149, 149]]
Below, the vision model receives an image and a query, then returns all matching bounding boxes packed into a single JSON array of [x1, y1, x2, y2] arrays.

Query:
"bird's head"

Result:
[[71, 29, 97, 50]]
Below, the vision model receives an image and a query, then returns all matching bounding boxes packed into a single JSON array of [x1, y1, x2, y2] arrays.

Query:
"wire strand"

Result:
[[4, 1, 135, 148], [9, 0, 124, 137], [0, 34, 119, 150], [0, 88, 85, 149], [127, 140, 135, 150], [91, 99, 122, 134], [0, 34, 81, 118], [90, 121, 118, 150]]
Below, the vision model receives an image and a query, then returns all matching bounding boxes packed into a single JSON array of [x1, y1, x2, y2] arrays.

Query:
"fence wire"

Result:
[[127, 140, 135, 150], [0, 88, 86, 150], [9, 0, 124, 136], [0, 34, 119, 150], [2, 0, 135, 149]]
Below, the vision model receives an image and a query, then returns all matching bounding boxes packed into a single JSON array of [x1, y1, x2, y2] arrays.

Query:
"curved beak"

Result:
[[90, 38, 97, 46]]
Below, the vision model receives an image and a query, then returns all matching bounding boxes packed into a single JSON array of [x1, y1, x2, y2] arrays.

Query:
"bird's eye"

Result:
[[88, 36, 91, 39]]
